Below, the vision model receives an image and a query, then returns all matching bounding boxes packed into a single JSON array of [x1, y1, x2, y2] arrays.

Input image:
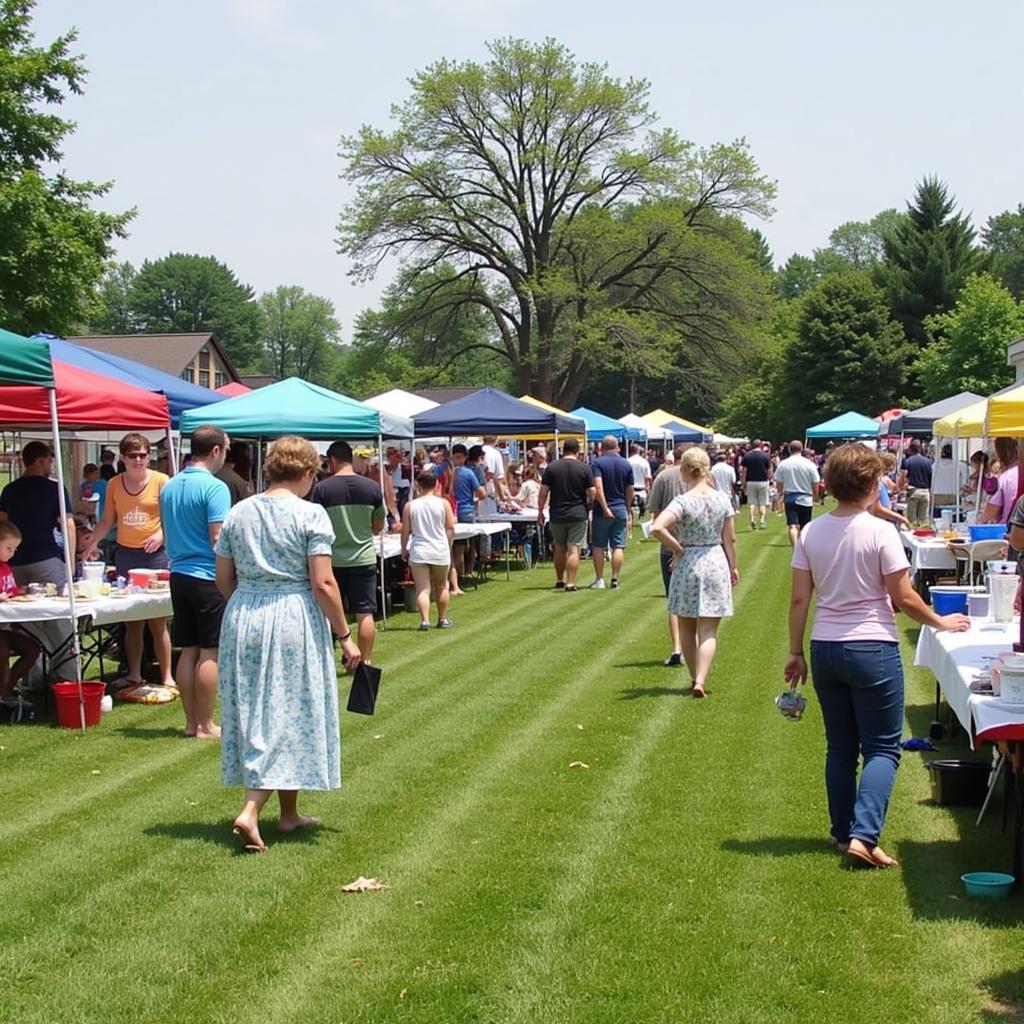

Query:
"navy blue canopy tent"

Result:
[[661, 419, 706, 443], [34, 334, 222, 426], [882, 392, 983, 437], [413, 387, 586, 436]]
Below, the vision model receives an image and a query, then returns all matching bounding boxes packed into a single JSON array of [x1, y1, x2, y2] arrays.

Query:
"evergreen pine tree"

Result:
[[879, 177, 983, 350]]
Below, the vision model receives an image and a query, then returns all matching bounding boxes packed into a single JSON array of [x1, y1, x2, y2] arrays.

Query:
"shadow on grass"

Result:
[[115, 725, 187, 740], [720, 836, 837, 858], [145, 819, 340, 852], [897, 838, 1022, 925], [618, 685, 692, 700], [978, 970, 1024, 1022]]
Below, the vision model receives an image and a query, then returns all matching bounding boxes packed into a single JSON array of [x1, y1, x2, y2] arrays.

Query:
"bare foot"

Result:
[[692, 683, 706, 699], [232, 815, 266, 852], [194, 724, 221, 740], [847, 837, 898, 868], [451, 588, 464, 597], [278, 814, 321, 833]]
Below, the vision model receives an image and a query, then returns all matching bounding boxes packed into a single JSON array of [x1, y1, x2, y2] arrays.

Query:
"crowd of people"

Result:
[[0, 422, 1011, 867]]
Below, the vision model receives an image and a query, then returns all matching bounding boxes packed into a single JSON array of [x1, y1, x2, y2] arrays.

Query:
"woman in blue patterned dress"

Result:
[[651, 448, 739, 698], [215, 436, 361, 852]]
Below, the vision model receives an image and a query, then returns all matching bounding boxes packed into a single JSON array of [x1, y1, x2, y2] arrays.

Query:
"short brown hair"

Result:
[[0, 520, 22, 542], [190, 425, 228, 458], [264, 436, 320, 483], [119, 432, 150, 456], [823, 444, 883, 502]]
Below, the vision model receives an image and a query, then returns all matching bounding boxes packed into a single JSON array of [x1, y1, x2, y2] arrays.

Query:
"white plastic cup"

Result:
[[100, 695, 113, 713]]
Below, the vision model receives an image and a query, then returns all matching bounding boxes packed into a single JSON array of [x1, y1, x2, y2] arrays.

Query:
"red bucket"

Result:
[[52, 682, 106, 729]]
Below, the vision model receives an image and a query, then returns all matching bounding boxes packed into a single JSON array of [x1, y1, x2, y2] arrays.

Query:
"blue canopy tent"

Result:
[[413, 387, 586, 437], [805, 411, 879, 442], [661, 419, 707, 443], [34, 334, 221, 427], [569, 405, 644, 443]]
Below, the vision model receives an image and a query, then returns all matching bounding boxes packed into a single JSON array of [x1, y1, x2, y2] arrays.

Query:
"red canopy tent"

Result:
[[216, 381, 251, 398], [0, 359, 170, 430]]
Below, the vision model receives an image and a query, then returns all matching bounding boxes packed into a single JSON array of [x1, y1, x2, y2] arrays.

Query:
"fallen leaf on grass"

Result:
[[349, 958, 365, 967], [341, 876, 387, 893], [576, 724, 584, 730], [185, 800, 198, 807], [568, 761, 589, 769], [90, 769, 101, 775], [414, 899, 425, 908], [399, 988, 408, 1000], [373, 734, 383, 740]]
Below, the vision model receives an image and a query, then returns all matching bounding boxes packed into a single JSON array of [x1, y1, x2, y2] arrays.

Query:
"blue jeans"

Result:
[[810, 640, 904, 847]]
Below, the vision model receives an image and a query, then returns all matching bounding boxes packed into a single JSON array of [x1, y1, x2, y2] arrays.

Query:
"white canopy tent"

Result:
[[363, 388, 439, 419], [618, 413, 672, 442]]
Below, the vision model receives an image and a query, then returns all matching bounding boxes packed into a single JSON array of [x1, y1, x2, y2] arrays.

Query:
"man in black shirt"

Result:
[[740, 439, 773, 530], [538, 438, 595, 592]]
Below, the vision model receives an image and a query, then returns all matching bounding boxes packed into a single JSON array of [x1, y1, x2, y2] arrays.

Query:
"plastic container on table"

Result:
[[970, 523, 1007, 542], [128, 568, 158, 589], [988, 574, 1018, 623], [928, 584, 984, 614], [967, 592, 990, 617], [997, 665, 1024, 702], [82, 561, 105, 581]]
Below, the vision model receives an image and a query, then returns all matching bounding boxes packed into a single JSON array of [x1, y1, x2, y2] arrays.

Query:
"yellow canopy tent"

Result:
[[933, 382, 1024, 438], [986, 384, 1024, 436], [517, 395, 585, 441]]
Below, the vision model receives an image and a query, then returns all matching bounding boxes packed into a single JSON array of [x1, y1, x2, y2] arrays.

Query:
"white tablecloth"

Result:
[[477, 512, 539, 526], [914, 621, 1024, 746], [0, 590, 172, 628], [375, 521, 511, 562], [901, 532, 958, 573]]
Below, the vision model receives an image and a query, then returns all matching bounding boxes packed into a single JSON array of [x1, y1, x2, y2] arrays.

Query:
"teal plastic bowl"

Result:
[[961, 872, 1015, 900]]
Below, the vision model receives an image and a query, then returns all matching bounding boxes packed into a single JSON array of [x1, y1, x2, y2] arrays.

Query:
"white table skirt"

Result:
[[375, 521, 511, 562], [0, 590, 173, 628], [901, 532, 958, 573], [914, 621, 1024, 746]]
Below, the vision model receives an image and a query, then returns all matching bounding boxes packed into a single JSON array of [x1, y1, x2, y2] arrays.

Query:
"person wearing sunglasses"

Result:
[[86, 432, 173, 691]]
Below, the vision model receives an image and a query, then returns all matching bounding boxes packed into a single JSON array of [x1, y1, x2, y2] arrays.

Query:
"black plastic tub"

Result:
[[926, 759, 992, 806]]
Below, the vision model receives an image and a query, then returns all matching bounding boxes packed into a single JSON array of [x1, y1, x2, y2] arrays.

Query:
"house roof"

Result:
[[238, 374, 278, 390], [68, 333, 239, 382], [411, 387, 481, 405]]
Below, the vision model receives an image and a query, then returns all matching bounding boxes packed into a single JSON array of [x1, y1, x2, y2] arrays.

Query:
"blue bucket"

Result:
[[969, 523, 1007, 542], [932, 590, 968, 615]]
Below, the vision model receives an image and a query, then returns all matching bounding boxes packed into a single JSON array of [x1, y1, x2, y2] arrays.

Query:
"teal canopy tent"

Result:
[[178, 377, 414, 439], [805, 411, 880, 441]]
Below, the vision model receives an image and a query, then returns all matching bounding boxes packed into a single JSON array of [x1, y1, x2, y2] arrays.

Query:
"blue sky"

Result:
[[33, 0, 1024, 338]]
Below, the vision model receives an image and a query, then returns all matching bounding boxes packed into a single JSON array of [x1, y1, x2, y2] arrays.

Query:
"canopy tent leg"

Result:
[[377, 432, 387, 629], [48, 388, 84, 731]]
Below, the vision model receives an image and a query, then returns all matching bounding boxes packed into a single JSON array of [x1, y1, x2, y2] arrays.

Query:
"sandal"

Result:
[[846, 838, 898, 869]]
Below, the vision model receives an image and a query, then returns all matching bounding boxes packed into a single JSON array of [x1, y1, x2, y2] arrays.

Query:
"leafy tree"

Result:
[[776, 210, 903, 299], [0, 0, 132, 334], [127, 253, 260, 368], [257, 286, 341, 383], [915, 274, 1023, 402], [787, 272, 910, 427], [340, 264, 512, 398], [826, 210, 902, 269], [879, 177, 983, 348], [982, 204, 1024, 300], [87, 261, 137, 334], [338, 37, 775, 406]]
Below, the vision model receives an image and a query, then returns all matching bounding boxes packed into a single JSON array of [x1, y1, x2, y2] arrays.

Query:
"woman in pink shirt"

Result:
[[785, 445, 969, 869]]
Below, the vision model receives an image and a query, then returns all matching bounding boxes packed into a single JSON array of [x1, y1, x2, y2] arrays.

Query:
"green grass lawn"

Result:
[[2, 514, 1022, 1023]]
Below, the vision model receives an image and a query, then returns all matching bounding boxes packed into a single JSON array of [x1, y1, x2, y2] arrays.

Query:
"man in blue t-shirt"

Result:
[[450, 444, 486, 584], [159, 425, 230, 739], [589, 435, 634, 590]]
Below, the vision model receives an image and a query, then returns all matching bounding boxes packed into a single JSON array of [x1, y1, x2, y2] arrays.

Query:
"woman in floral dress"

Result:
[[651, 448, 739, 697], [215, 436, 361, 852]]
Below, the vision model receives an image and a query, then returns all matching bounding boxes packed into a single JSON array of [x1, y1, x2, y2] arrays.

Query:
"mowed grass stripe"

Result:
[[6, 565, 671, 1019]]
